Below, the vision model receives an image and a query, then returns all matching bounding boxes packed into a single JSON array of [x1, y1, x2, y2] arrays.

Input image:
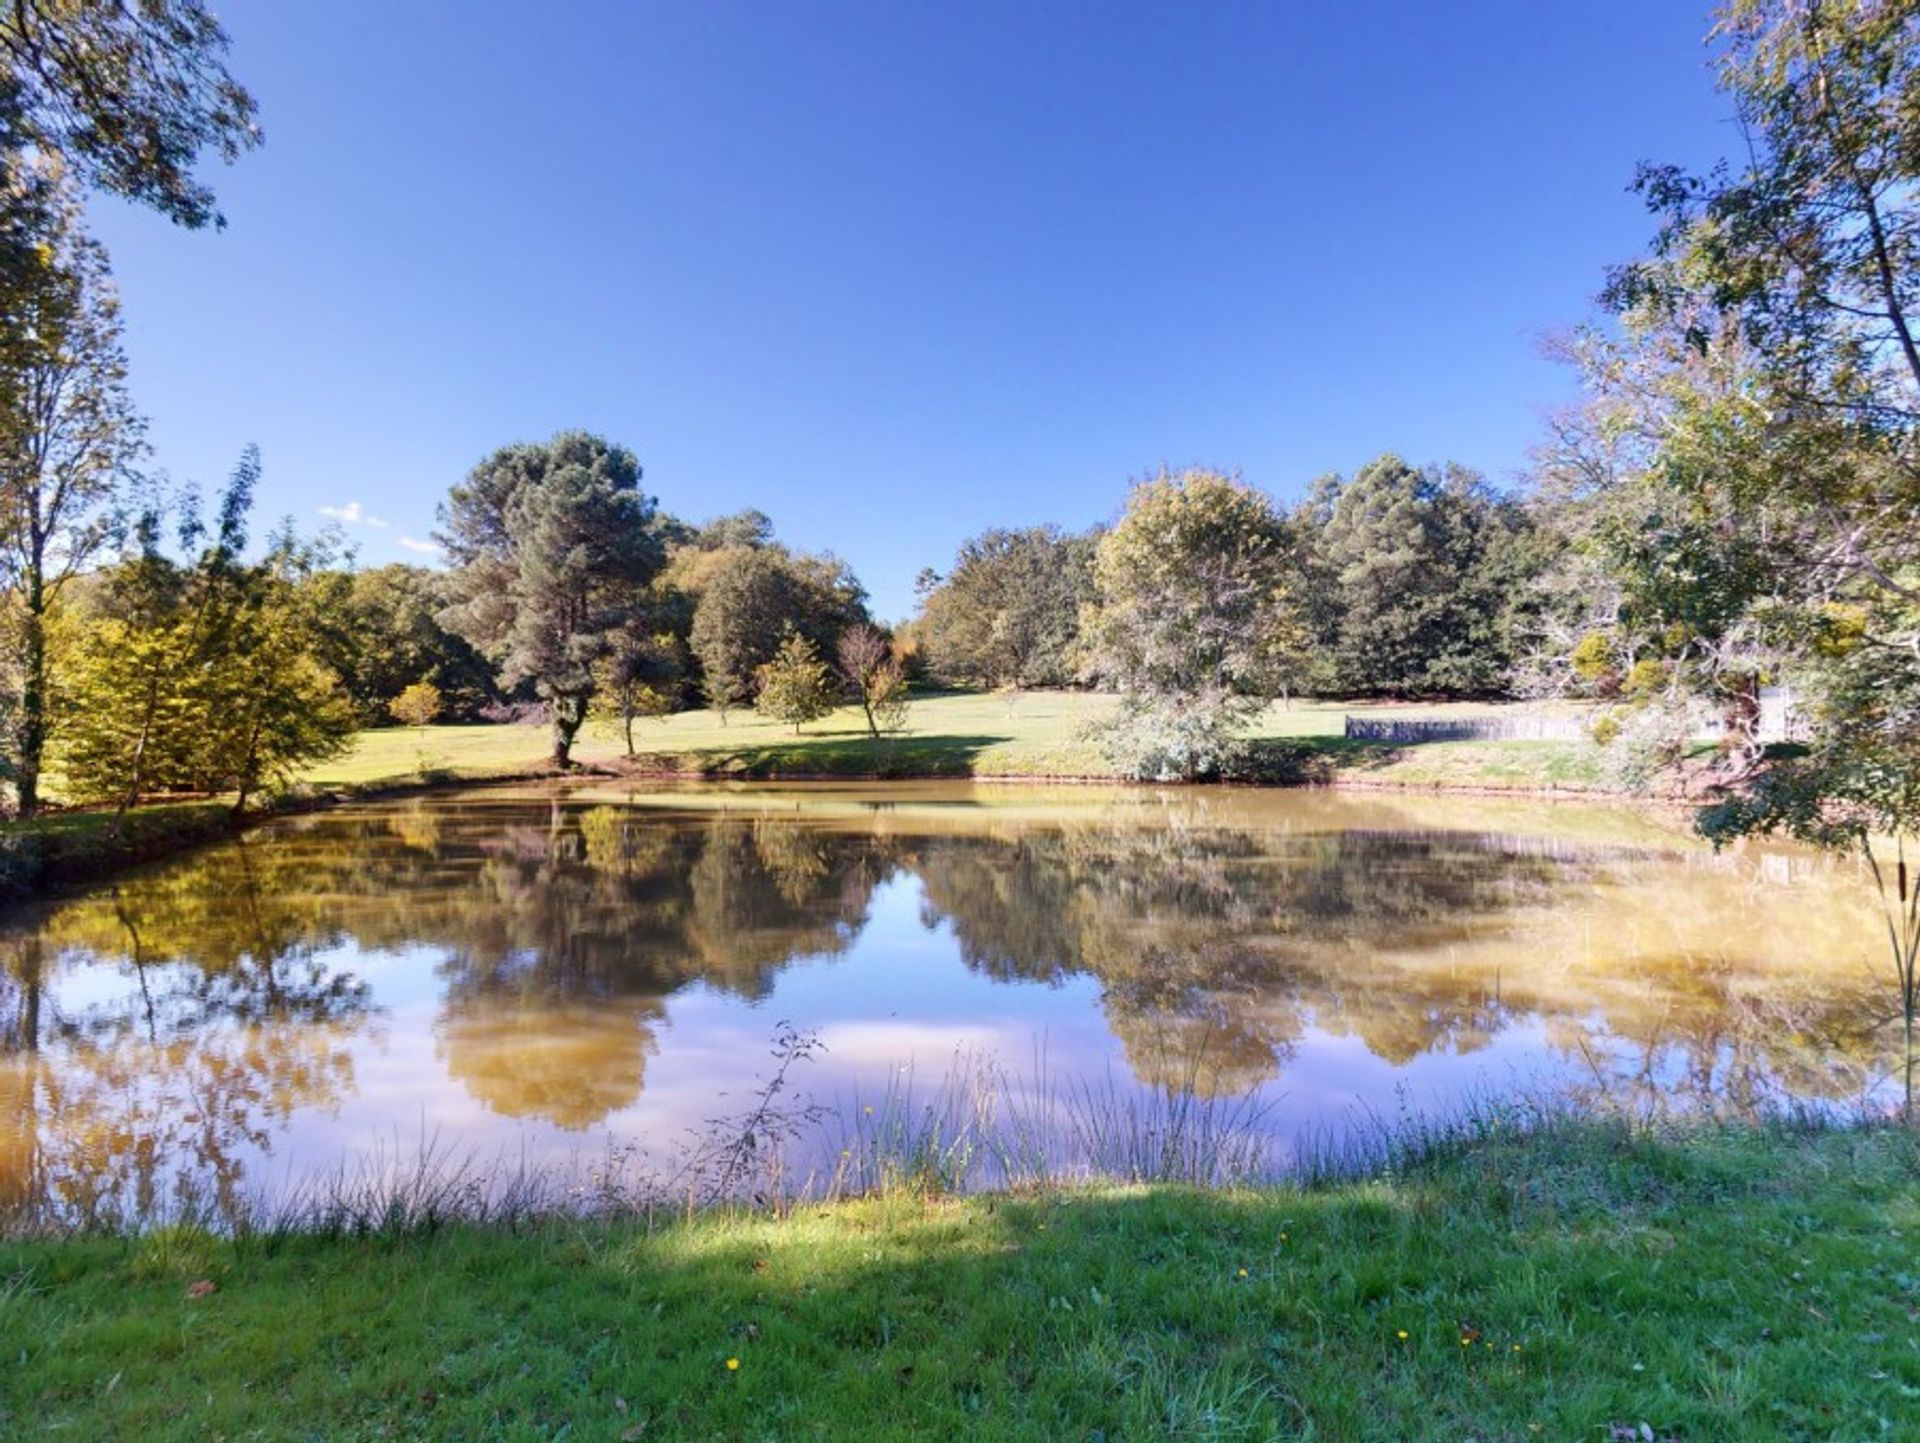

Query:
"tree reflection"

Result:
[[0, 790, 1897, 1223], [911, 815, 1889, 1104], [0, 854, 376, 1226]]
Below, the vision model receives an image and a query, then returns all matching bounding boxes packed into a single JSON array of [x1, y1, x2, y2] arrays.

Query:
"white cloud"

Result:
[[318, 501, 389, 528], [398, 536, 442, 555]]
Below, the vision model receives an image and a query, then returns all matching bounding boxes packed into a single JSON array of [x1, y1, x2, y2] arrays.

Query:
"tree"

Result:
[[915, 526, 1099, 689], [56, 449, 354, 816], [1697, 627, 1920, 1114], [1083, 468, 1300, 779], [389, 681, 444, 731], [309, 564, 498, 725], [1297, 456, 1540, 698], [687, 543, 868, 720], [1560, 0, 1920, 1103], [595, 622, 684, 756], [198, 526, 357, 815], [438, 432, 666, 767], [836, 623, 910, 741], [755, 630, 834, 734], [0, 0, 261, 229], [0, 166, 143, 815]]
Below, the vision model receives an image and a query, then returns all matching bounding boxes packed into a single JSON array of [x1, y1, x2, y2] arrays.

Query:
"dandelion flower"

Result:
[[1237, 1267, 1249, 1278], [1396, 1330, 1409, 1341], [726, 1357, 741, 1371]]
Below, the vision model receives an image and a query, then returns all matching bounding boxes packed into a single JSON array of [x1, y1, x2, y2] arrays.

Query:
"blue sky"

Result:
[[87, 1, 1734, 620]]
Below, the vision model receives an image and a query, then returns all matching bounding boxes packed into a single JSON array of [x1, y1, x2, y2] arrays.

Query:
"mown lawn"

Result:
[[4, 1123, 1915, 1441], [306, 691, 1608, 792]]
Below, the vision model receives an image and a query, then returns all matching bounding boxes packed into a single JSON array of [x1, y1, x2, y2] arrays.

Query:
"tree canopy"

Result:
[[0, 0, 261, 229], [1083, 468, 1301, 779], [915, 526, 1098, 690], [438, 432, 667, 766]]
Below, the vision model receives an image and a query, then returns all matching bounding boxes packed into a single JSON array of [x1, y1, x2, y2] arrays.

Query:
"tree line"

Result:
[[908, 453, 1554, 705]]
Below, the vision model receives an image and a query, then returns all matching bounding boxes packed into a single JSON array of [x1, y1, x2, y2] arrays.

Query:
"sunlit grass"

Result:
[[305, 691, 1607, 791], [3, 1121, 1912, 1440]]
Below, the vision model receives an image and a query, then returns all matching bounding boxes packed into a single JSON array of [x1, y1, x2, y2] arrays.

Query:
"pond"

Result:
[[0, 782, 1898, 1224]]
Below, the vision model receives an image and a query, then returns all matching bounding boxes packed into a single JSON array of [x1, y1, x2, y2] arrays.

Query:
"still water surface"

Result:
[[0, 782, 1898, 1220]]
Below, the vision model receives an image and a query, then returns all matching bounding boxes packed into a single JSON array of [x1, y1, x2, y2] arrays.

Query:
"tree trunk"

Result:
[[115, 673, 164, 829], [231, 715, 263, 820], [13, 573, 46, 818], [550, 693, 586, 768]]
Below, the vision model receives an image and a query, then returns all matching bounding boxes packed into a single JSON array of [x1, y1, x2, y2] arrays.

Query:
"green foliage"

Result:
[[593, 623, 686, 755], [1083, 468, 1300, 779], [755, 630, 835, 734], [307, 564, 498, 724], [1089, 689, 1256, 783], [388, 681, 444, 730], [0, 164, 143, 815], [686, 542, 867, 720], [55, 450, 355, 813], [1563, 0, 1920, 780], [1568, 631, 1618, 688], [1580, 0, 1920, 1103], [1298, 456, 1545, 697], [915, 525, 1098, 689], [438, 432, 667, 766], [0, 1, 260, 229]]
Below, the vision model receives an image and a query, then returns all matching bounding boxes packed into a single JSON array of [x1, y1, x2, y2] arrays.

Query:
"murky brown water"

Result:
[[0, 782, 1898, 1222]]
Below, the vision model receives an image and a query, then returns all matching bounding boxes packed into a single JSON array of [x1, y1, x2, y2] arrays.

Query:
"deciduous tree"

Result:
[[915, 526, 1098, 690], [389, 681, 444, 732], [0, 167, 142, 815], [1083, 468, 1300, 780], [0, 0, 261, 229], [836, 623, 909, 741]]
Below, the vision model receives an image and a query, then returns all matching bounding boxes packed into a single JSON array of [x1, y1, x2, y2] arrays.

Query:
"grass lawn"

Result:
[[306, 691, 1610, 793], [3, 1122, 1915, 1440]]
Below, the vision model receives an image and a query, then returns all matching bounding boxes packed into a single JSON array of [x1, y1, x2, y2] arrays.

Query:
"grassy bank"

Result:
[[0, 761, 590, 902], [0, 800, 237, 900], [3, 1121, 1914, 1440], [309, 692, 1610, 792]]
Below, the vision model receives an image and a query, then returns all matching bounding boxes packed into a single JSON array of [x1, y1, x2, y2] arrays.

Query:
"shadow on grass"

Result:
[[4, 1124, 1912, 1441], [1240, 736, 1406, 783], [638, 733, 1018, 780]]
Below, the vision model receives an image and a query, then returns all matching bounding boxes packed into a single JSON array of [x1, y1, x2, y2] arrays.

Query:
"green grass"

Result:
[[307, 692, 1609, 793], [3, 1121, 1914, 1440], [0, 799, 234, 900]]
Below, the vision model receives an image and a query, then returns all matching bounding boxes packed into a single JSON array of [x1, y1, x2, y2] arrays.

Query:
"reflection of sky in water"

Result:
[[0, 782, 1899, 1220]]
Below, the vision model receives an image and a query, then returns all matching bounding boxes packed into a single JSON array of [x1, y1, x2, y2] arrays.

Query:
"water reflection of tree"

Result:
[[4, 796, 1898, 1220], [910, 819, 1889, 1105], [0, 845, 378, 1225], [424, 807, 889, 1128]]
